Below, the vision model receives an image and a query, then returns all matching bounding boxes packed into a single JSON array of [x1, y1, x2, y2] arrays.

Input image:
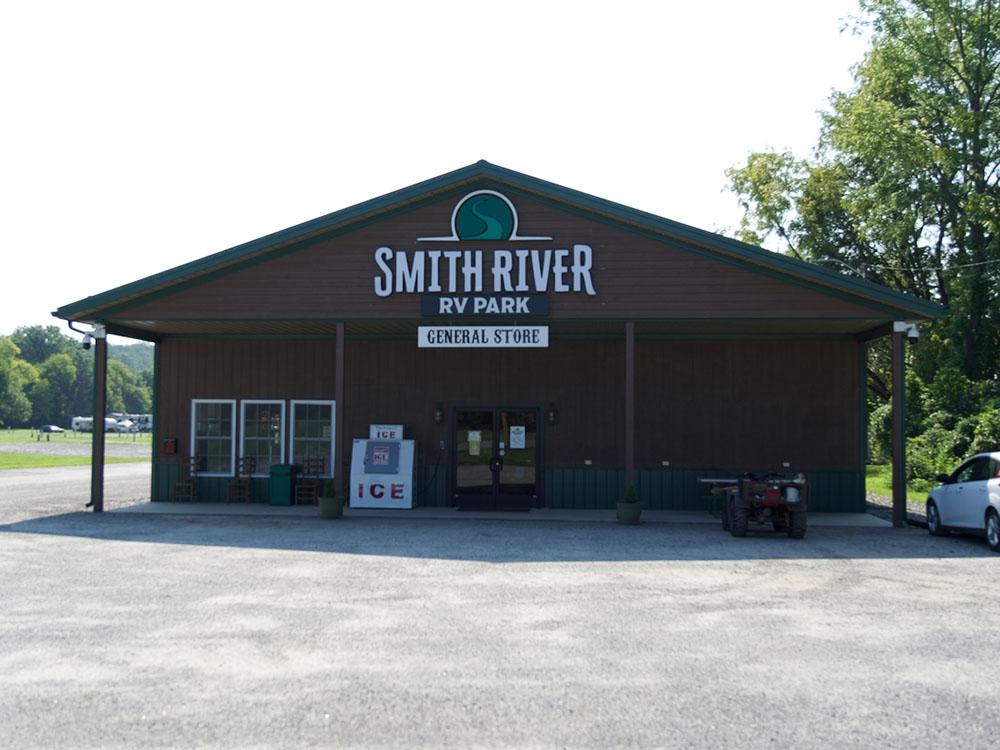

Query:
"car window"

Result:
[[990, 459, 1000, 479], [951, 460, 979, 484], [970, 457, 994, 482]]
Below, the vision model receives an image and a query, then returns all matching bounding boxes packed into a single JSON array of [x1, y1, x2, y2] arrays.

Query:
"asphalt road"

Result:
[[0, 463, 151, 522], [1, 480, 999, 748]]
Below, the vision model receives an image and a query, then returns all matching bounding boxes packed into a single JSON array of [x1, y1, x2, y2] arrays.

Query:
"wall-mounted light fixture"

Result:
[[433, 403, 444, 424], [546, 402, 558, 426]]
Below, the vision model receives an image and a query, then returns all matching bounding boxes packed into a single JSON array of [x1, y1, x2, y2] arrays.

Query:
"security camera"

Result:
[[82, 333, 92, 350], [893, 321, 920, 342]]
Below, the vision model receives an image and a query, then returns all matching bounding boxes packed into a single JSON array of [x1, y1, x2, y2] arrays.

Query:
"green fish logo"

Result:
[[418, 190, 552, 242]]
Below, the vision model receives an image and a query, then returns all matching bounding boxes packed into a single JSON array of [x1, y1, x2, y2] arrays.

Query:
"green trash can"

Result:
[[269, 463, 296, 506]]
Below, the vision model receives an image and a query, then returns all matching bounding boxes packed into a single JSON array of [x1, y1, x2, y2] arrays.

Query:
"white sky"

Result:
[[0, 1, 868, 339]]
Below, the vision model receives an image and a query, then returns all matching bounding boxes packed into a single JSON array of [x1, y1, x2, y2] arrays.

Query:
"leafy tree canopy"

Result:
[[0, 338, 38, 427], [0, 325, 153, 427], [728, 0, 1000, 379]]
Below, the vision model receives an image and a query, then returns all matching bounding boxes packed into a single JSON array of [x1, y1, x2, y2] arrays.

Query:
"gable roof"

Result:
[[54, 160, 944, 324]]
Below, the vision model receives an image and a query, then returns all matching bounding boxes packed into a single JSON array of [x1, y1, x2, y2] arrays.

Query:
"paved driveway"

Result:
[[1, 495, 998, 748], [0, 463, 150, 522]]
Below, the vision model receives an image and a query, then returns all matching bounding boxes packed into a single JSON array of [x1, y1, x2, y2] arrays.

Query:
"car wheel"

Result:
[[986, 510, 1000, 553], [926, 500, 948, 537]]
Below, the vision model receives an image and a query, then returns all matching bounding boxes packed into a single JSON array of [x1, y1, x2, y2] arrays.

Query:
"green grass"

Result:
[[0, 453, 149, 470], [0, 428, 151, 444], [866, 464, 928, 504]]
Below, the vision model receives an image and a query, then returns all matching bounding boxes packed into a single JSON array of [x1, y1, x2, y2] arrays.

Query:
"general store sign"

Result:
[[372, 190, 596, 318], [417, 326, 549, 348]]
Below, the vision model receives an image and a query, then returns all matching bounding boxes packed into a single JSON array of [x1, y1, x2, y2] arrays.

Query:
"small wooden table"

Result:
[[697, 478, 738, 517]]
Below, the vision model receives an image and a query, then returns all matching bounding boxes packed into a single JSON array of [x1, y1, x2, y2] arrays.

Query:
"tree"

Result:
[[105, 359, 151, 415], [10, 325, 75, 365], [0, 338, 38, 426], [108, 342, 154, 372], [728, 0, 1000, 380], [32, 353, 77, 426]]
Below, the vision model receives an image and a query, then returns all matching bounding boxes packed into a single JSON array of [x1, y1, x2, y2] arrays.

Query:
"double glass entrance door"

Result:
[[454, 407, 540, 509]]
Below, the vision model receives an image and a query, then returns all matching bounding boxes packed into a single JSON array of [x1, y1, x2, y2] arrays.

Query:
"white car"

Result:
[[926, 451, 1000, 552], [111, 419, 136, 433]]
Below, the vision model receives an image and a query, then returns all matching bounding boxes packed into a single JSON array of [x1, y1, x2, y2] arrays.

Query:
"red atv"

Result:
[[721, 471, 809, 539]]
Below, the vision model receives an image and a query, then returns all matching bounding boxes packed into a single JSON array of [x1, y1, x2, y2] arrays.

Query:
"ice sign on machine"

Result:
[[351, 437, 415, 509], [364, 441, 400, 474]]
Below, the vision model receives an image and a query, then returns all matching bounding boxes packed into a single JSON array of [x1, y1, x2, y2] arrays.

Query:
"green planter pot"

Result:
[[616, 502, 641, 525], [319, 496, 344, 520]]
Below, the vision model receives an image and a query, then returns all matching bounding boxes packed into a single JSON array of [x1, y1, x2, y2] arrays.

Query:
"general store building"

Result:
[[55, 162, 940, 515]]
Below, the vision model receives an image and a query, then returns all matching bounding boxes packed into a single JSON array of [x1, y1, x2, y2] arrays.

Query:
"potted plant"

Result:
[[318, 479, 344, 520], [616, 484, 641, 525]]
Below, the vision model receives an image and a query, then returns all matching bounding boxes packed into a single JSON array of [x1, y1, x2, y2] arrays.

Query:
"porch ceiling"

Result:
[[105, 317, 889, 340]]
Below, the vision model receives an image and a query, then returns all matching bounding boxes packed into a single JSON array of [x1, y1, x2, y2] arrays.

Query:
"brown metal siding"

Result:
[[121, 192, 884, 323], [635, 340, 859, 471], [156, 339, 337, 461], [343, 338, 625, 470], [156, 336, 858, 477]]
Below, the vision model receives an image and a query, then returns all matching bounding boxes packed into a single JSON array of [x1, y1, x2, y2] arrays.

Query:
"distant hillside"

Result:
[[108, 341, 154, 372]]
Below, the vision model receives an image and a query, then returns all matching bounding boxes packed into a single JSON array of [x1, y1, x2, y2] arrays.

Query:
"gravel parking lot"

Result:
[[2, 481, 999, 748]]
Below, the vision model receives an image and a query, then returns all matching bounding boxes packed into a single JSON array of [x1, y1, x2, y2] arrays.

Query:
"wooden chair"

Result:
[[228, 456, 256, 503], [294, 456, 325, 505], [173, 456, 199, 502]]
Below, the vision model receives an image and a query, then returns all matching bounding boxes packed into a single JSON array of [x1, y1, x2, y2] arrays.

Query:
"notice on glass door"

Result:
[[510, 425, 526, 449], [468, 430, 482, 456]]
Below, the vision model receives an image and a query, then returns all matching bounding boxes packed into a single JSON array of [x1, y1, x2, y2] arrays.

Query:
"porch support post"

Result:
[[625, 321, 635, 490], [90, 327, 108, 513], [891, 325, 907, 528], [335, 321, 345, 497]]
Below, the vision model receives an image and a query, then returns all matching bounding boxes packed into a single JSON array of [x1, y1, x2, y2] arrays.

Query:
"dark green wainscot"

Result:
[[546, 467, 864, 513], [153, 462, 864, 512]]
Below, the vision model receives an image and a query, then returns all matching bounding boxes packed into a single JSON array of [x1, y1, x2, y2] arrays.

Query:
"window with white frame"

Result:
[[241, 400, 285, 476], [290, 400, 336, 476], [191, 399, 236, 476]]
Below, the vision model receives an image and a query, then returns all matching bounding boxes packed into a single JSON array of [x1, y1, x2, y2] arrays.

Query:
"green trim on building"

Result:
[[152, 462, 865, 512], [157, 331, 861, 344], [859, 341, 869, 469], [546, 468, 624, 509], [55, 160, 944, 326], [150, 342, 160, 502]]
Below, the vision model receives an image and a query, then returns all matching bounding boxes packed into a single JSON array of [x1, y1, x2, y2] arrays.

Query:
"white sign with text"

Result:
[[417, 326, 548, 349]]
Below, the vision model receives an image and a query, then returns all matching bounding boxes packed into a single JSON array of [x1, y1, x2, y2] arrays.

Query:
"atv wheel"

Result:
[[730, 503, 748, 538], [787, 511, 807, 539]]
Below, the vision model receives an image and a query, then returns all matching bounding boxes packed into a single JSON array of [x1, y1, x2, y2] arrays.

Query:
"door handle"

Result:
[[490, 457, 503, 473]]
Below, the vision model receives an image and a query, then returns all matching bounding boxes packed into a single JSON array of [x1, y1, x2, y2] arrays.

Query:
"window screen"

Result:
[[242, 401, 284, 475], [291, 401, 334, 476], [192, 400, 235, 475]]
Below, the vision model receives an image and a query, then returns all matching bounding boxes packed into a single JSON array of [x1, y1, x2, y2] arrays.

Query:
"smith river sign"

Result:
[[372, 190, 597, 317]]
